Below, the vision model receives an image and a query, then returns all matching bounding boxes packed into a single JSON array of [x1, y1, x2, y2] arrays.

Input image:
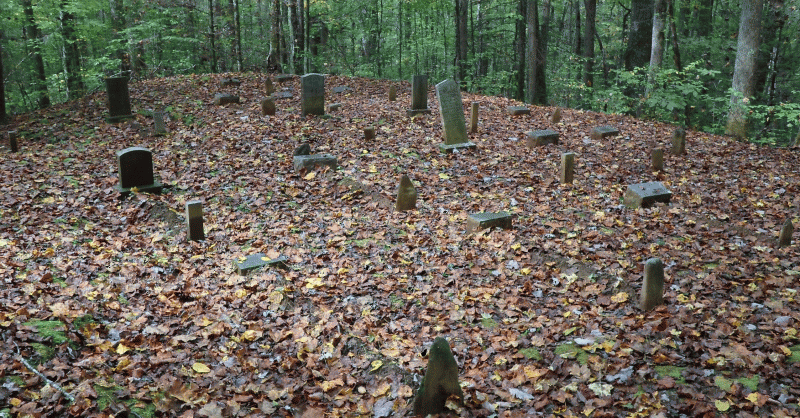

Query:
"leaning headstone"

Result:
[[115, 147, 163, 196], [591, 126, 619, 140], [293, 154, 338, 171], [105, 77, 133, 123], [388, 85, 397, 102], [364, 126, 376, 140], [640, 258, 665, 311], [213, 93, 240, 105], [506, 106, 530, 116], [561, 152, 575, 184], [301, 73, 325, 116], [221, 77, 241, 87], [526, 129, 559, 147], [152, 111, 167, 136], [396, 175, 417, 211], [778, 219, 793, 247], [551, 108, 562, 123], [406, 75, 431, 116], [671, 127, 686, 155], [293, 143, 311, 156], [8, 131, 18, 153], [328, 103, 342, 112], [469, 102, 479, 134], [186, 200, 204, 241], [466, 212, 512, 234], [234, 253, 289, 275], [435, 79, 476, 153], [413, 337, 464, 416], [624, 181, 672, 208], [651, 148, 664, 171], [261, 98, 276, 116], [264, 77, 275, 95]]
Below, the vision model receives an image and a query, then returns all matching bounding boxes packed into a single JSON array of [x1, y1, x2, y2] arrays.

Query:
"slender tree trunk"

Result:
[[574, 0, 581, 81], [726, 0, 764, 140], [22, 0, 50, 108], [625, 0, 653, 71], [235, 0, 243, 70], [668, 0, 689, 125], [525, 0, 546, 104], [455, 0, 468, 83], [209, 0, 218, 72], [296, 0, 305, 73], [0, 35, 6, 124], [514, 0, 526, 100], [582, 0, 595, 88], [285, 1, 295, 74], [268, 0, 281, 71], [647, 0, 667, 97], [109, 0, 130, 75], [60, 0, 84, 99]]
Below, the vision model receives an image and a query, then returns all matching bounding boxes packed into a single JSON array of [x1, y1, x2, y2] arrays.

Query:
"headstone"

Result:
[[506, 106, 530, 116], [406, 75, 431, 116], [234, 253, 289, 275], [435, 79, 476, 153], [331, 86, 351, 94], [591, 126, 619, 140], [466, 212, 512, 234], [779, 219, 793, 247], [152, 111, 167, 136], [624, 181, 672, 208], [301, 73, 325, 116], [526, 129, 559, 147], [275, 74, 293, 83], [388, 85, 397, 102], [640, 258, 665, 311], [264, 77, 275, 95], [8, 131, 18, 153], [293, 143, 311, 156], [328, 103, 342, 112], [105, 77, 133, 123], [469, 102, 479, 134], [396, 175, 417, 211], [651, 148, 664, 171], [561, 152, 575, 184], [213, 93, 240, 105], [261, 98, 276, 116], [221, 77, 241, 87], [186, 200, 204, 241], [115, 147, 163, 195], [671, 127, 686, 155], [293, 154, 338, 171], [364, 126, 376, 140], [551, 108, 562, 124], [413, 337, 463, 416]]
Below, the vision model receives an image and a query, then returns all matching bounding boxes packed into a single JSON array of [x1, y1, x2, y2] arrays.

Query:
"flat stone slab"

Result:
[[275, 74, 293, 83], [526, 129, 559, 147], [439, 142, 477, 154], [293, 154, 338, 171], [466, 212, 513, 233], [213, 93, 240, 105], [332, 86, 352, 93], [406, 108, 432, 117], [234, 253, 289, 275], [221, 77, 241, 86], [506, 106, 530, 116], [624, 182, 672, 208], [273, 91, 293, 99], [591, 126, 620, 140]]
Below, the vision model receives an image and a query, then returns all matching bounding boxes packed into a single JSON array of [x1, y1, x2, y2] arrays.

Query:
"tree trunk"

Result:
[[695, 0, 713, 37], [647, 0, 667, 97], [209, 0, 218, 72], [0, 35, 6, 124], [625, 0, 652, 71], [60, 0, 84, 100], [455, 0, 468, 83], [525, 0, 546, 104], [109, 0, 130, 75], [582, 0, 595, 88], [235, 0, 243, 70], [725, 0, 764, 140], [22, 0, 50, 108], [514, 0, 526, 100], [573, 0, 581, 81], [268, 0, 281, 72]]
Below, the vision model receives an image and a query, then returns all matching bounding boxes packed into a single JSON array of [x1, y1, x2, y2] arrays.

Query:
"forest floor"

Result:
[[1, 73, 799, 418]]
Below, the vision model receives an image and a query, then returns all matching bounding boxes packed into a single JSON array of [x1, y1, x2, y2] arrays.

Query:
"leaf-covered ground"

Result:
[[1, 73, 799, 418]]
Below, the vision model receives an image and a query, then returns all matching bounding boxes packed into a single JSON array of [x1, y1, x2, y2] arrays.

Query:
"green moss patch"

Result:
[[787, 344, 800, 364], [94, 384, 156, 418], [555, 343, 588, 365], [654, 365, 686, 384], [519, 348, 542, 360], [23, 320, 68, 345]]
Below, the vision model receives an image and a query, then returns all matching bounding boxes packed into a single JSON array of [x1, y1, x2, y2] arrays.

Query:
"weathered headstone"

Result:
[[115, 147, 163, 195], [506, 106, 530, 116], [261, 98, 276, 116], [591, 126, 619, 140], [152, 111, 167, 136], [105, 77, 133, 123], [406, 75, 431, 116], [186, 200, 204, 241], [8, 131, 18, 153], [364, 126, 376, 140], [624, 182, 672, 208], [466, 212, 512, 234], [221, 77, 241, 87], [671, 127, 686, 155], [526, 129, 559, 147], [470, 102, 479, 134], [293, 154, 338, 171], [328, 103, 342, 112], [264, 77, 275, 95], [213, 93, 240, 105], [301, 73, 325, 116], [779, 219, 793, 247], [651, 148, 664, 171], [551, 108, 562, 124], [435, 79, 476, 153], [413, 337, 463, 416], [561, 152, 575, 184], [640, 258, 665, 311], [293, 143, 311, 156], [396, 175, 417, 211], [234, 253, 289, 275], [388, 85, 397, 102]]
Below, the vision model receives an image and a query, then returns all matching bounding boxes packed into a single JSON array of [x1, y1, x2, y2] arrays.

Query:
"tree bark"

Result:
[[514, 0, 526, 100], [525, 0, 547, 104], [625, 0, 653, 71], [109, 0, 130, 75], [235, 0, 243, 70], [0, 35, 6, 124], [582, 0, 595, 88], [60, 0, 84, 100], [647, 0, 667, 97], [455, 0, 468, 83], [726, 0, 764, 140], [209, 0, 218, 72], [22, 0, 50, 108], [267, 0, 281, 72]]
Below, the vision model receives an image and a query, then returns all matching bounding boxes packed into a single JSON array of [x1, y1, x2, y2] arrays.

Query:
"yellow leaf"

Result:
[[370, 360, 383, 372], [439, 173, 450, 180], [304, 171, 316, 180], [321, 378, 344, 392], [116, 343, 130, 355], [746, 393, 759, 403], [715, 400, 730, 411], [611, 292, 629, 303], [241, 329, 261, 341], [192, 362, 211, 373], [520, 267, 531, 275], [511, 243, 521, 250], [372, 382, 391, 397], [368, 165, 377, 173]]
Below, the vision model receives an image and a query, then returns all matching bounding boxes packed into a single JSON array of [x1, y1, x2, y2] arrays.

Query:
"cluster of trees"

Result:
[[1, 0, 798, 143]]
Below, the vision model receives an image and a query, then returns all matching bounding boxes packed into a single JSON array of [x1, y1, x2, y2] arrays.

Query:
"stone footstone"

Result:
[[301, 73, 325, 116], [293, 154, 338, 171], [395, 174, 418, 211], [234, 253, 289, 275], [640, 258, 665, 311], [221, 77, 241, 87], [551, 108, 562, 123], [624, 182, 672, 208], [214, 93, 240, 105], [364, 126, 376, 139], [651, 148, 664, 171], [115, 147, 163, 196], [388, 85, 397, 102], [671, 127, 686, 155], [470, 102, 479, 134], [264, 78, 275, 95], [526, 129, 559, 147], [466, 212, 512, 234], [506, 106, 530, 116], [778, 219, 793, 247], [261, 98, 276, 116], [105, 77, 134, 123], [8, 131, 18, 153], [275, 74, 293, 83], [439, 142, 477, 154], [561, 152, 575, 184], [328, 103, 342, 112], [186, 200, 204, 241], [152, 111, 167, 136], [591, 126, 619, 140], [407, 74, 431, 116]]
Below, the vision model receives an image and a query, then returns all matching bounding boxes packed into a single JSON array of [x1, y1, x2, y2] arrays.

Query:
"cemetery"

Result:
[[1, 72, 800, 417]]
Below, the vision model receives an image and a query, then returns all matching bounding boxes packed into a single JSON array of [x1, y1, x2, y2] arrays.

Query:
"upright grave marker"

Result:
[[396, 174, 418, 211], [364, 126, 376, 140], [8, 131, 18, 153], [651, 148, 664, 171], [406, 75, 431, 116], [640, 258, 665, 311], [551, 108, 562, 123], [186, 200, 204, 241], [115, 147, 163, 196], [624, 181, 671, 208], [261, 98, 276, 116], [470, 102, 479, 134], [671, 127, 686, 155], [301, 73, 325, 116], [413, 337, 463, 416], [264, 77, 275, 95], [561, 152, 575, 184], [779, 219, 793, 247], [152, 111, 167, 136], [435, 79, 475, 153], [388, 85, 397, 102], [105, 77, 133, 123]]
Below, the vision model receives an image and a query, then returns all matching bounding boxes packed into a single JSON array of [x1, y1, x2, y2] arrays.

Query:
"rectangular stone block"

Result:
[[526, 129, 559, 147], [261, 98, 276, 115], [234, 253, 289, 275], [105, 77, 133, 123], [152, 111, 167, 136], [328, 103, 342, 112], [624, 182, 672, 208], [186, 200, 204, 241], [591, 126, 620, 140], [435, 79, 468, 145], [561, 152, 575, 184], [293, 154, 338, 171], [506, 106, 530, 116], [410, 74, 428, 111], [466, 212, 513, 234], [439, 142, 477, 154], [301, 73, 325, 116]]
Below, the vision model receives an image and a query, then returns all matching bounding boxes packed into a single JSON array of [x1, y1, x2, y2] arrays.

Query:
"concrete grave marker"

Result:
[[561, 152, 575, 184], [406, 75, 431, 116], [301, 73, 325, 116], [328, 103, 342, 112], [624, 181, 671, 208], [591, 126, 619, 140], [651, 148, 664, 171], [272, 91, 293, 99], [388, 85, 397, 101], [234, 253, 289, 275], [261, 98, 276, 116], [526, 129, 559, 147], [469, 102, 479, 134], [105, 77, 133, 123], [671, 127, 686, 155], [8, 131, 18, 153], [213, 93, 240, 105], [779, 219, 793, 247], [186, 200, 204, 241], [293, 154, 338, 171], [436, 79, 476, 153], [466, 212, 512, 234], [331, 86, 352, 94], [115, 147, 163, 196], [640, 258, 665, 311], [396, 174, 417, 211], [506, 106, 530, 116], [264, 77, 275, 95], [152, 111, 167, 136], [364, 126, 376, 140], [551, 108, 562, 123]]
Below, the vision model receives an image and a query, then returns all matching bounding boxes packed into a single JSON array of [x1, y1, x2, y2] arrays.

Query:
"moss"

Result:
[[736, 375, 759, 392], [94, 384, 156, 418], [787, 344, 800, 364], [555, 343, 588, 365], [23, 320, 68, 345], [654, 365, 686, 384], [519, 348, 542, 360]]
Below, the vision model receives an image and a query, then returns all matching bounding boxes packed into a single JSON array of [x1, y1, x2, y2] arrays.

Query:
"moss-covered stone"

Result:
[[413, 337, 463, 416]]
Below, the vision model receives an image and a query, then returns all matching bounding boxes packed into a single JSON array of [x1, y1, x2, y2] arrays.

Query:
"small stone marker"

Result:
[[293, 154, 338, 171], [395, 174, 417, 211], [640, 258, 665, 311], [364, 126, 376, 140], [264, 77, 274, 95], [406, 74, 431, 116], [331, 86, 351, 94], [778, 218, 793, 247], [261, 97, 276, 116], [388, 85, 397, 101], [234, 253, 289, 275], [624, 181, 672, 208], [293, 143, 311, 156], [470, 102, 479, 134], [105, 77, 133, 123], [8, 131, 18, 153], [506, 106, 530, 116], [115, 147, 163, 195], [551, 108, 562, 123], [213, 93, 240, 105], [221, 77, 241, 87], [275, 74, 293, 83], [651, 148, 664, 171], [152, 111, 167, 136], [186, 200, 204, 241], [561, 152, 575, 184], [671, 127, 686, 155], [526, 129, 559, 147], [272, 91, 293, 99], [591, 126, 619, 140], [413, 337, 463, 416], [328, 103, 342, 112], [301, 73, 325, 116], [435, 79, 476, 153], [466, 212, 512, 234]]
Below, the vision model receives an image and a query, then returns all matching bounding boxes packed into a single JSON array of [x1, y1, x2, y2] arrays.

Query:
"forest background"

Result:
[[1, 0, 799, 144]]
